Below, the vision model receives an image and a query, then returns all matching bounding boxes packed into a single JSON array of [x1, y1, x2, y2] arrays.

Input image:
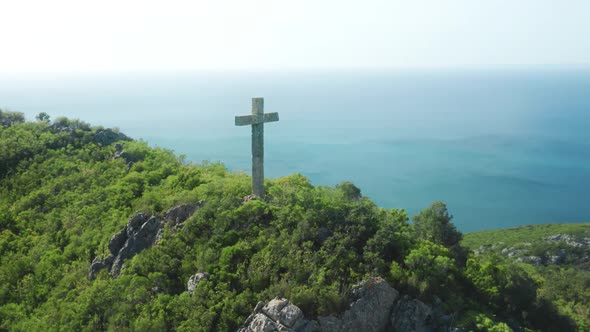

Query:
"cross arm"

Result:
[[235, 112, 280, 126]]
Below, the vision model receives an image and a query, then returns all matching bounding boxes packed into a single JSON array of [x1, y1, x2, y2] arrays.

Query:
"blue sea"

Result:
[[1, 69, 589, 232]]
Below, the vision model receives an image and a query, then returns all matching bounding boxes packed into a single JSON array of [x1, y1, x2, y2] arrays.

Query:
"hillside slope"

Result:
[[0, 111, 587, 331]]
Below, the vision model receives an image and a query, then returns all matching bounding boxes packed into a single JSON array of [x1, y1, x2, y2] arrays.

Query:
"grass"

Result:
[[461, 222, 590, 250]]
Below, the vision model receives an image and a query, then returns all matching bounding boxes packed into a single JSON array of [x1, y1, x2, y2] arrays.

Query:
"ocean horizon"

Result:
[[2, 68, 589, 232]]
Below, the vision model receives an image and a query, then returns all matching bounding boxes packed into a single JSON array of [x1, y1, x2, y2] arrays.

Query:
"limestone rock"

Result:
[[112, 214, 160, 277], [89, 257, 107, 280], [238, 297, 308, 332], [259, 298, 304, 328], [390, 295, 434, 332], [239, 277, 400, 332], [88, 212, 161, 279], [89, 202, 204, 280], [187, 272, 209, 294], [339, 277, 399, 332], [247, 313, 279, 332], [316, 316, 342, 332], [514, 256, 542, 265], [163, 201, 204, 228], [109, 228, 127, 256]]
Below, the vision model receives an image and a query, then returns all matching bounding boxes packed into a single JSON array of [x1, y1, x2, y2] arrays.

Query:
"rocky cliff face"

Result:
[[89, 201, 204, 280], [238, 277, 438, 332]]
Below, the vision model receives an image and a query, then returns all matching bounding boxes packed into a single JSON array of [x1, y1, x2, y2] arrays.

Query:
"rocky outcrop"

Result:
[[111, 213, 161, 277], [163, 201, 204, 228], [545, 234, 590, 248], [317, 277, 399, 332], [89, 202, 203, 280], [187, 272, 210, 294], [238, 298, 312, 332], [391, 295, 434, 332], [112, 143, 138, 172], [94, 128, 131, 146], [475, 233, 590, 267], [238, 277, 436, 332]]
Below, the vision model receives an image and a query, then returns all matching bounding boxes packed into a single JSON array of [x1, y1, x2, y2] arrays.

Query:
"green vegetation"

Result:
[[462, 223, 590, 249], [463, 223, 590, 330], [0, 111, 587, 331]]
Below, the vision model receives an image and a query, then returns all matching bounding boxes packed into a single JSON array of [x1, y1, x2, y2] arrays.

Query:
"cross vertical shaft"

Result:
[[235, 97, 279, 198], [251, 98, 264, 197]]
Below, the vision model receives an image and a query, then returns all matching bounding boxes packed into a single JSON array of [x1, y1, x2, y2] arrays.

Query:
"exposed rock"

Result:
[[390, 295, 434, 332], [507, 250, 525, 258], [545, 234, 590, 248], [156, 201, 205, 243], [112, 143, 138, 172], [242, 194, 258, 203], [90, 203, 204, 280], [247, 313, 279, 332], [111, 214, 160, 277], [339, 277, 399, 332], [88, 257, 107, 281], [109, 228, 127, 256], [187, 272, 209, 294], [238, 297, 309, 332], [514, 256, 542, 265], [94, 128, 131, 146], [88, 213, 158, 279], [548, 249, 567, 265], [88, 254, 114, 280], [239, 277, 417, 332], [316, 316, 342, 332], [163, 201, 204, 228]]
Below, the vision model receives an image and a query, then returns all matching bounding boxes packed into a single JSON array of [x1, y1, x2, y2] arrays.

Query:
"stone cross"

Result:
[[235, 98, 279, 198]]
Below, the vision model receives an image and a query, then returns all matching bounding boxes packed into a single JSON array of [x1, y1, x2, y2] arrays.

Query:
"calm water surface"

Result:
[[1, 69, 589, 232]]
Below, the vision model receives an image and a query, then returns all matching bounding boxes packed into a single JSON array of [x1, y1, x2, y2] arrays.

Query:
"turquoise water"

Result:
[[1, 69, 589, 232]]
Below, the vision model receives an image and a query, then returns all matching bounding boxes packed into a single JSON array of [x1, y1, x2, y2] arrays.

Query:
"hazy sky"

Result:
[[1, 0, 589, 73]]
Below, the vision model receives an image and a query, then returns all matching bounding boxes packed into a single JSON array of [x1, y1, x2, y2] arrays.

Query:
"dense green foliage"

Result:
[[0, 112, 586, 331], [463, 224, 590, 329]]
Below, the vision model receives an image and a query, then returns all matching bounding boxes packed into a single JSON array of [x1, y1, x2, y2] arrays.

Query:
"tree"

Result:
[[412, 201, 462, 247], [35, 112, 51, 123]]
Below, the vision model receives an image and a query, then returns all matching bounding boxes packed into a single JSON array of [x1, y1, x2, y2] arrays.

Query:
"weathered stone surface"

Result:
[[163, 201, 204, 228], [339, 277, 399, 332], [89, 202, 205, 280], [187, 272, 209, 294], [109, 227, 127, 256], [88, 212, 160, 279], [239, 277, 403, 332], [248, 313, 279, 332], [545, 234, 590, 248], [391, 295, 434, 332], [262, 297, 289, 321], [235, 98, 280, 198], [88, 254, 115, 280], [93, 128, 131, 146], [514, 255, 542, 265], [278, 302, 303, 328], [88, 257, 106, 280], [316, 316, 342, 332], [548, 249, 567, 264], [111, 215, 160, 277], [239, 298, 307, 332]]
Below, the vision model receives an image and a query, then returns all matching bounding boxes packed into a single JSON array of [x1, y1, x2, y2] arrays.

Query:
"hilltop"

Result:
[[0, 110, 588, 331]]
